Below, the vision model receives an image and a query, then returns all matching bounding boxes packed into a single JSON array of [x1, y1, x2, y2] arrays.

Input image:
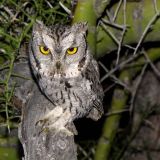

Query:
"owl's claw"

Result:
[[65, 122, 78, 135], [36, 107, 75, 136], [37, 121, 74, 136]]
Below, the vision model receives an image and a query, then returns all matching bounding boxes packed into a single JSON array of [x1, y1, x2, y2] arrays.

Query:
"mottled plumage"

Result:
[[29, 21, 103, 123]]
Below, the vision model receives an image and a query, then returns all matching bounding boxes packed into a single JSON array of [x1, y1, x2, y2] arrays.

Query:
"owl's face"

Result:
[[30, 21, 89, 79]]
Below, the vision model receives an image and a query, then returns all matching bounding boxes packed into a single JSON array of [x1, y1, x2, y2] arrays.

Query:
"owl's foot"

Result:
[[36, 107, 76, 136]]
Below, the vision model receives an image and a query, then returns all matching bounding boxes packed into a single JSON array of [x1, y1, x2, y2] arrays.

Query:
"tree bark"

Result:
[[14, 60, 77, 160]]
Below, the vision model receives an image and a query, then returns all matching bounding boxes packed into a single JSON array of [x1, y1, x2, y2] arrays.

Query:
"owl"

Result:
[[29, 21, 104, 125]]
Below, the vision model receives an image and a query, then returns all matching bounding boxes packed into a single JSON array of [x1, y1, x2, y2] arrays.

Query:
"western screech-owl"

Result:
[[29, 21, 103, 126]]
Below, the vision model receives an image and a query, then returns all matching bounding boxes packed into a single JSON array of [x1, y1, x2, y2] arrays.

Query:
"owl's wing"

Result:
[[86, 58, 104, 121], [87, 99, 104, 121]]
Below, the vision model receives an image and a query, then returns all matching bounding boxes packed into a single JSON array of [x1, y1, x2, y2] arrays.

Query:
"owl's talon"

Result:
[[65, 123, 78, 135]]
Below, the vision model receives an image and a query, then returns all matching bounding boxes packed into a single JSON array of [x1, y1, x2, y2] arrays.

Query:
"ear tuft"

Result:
[[72, 22, 88, 35], [32, 20, 45, 33]]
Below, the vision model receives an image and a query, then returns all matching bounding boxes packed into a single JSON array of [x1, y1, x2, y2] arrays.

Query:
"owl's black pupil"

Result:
[[69, 48, 74, 51], [43, 46, 48, 51]]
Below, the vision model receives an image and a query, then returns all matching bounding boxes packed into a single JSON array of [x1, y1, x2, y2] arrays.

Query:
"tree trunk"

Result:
[[14, 60, 77, 160]]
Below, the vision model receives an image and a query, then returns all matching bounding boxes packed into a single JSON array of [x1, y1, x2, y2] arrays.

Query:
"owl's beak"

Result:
[[56, 61, 61, 70], [55, 61, 63, 74]]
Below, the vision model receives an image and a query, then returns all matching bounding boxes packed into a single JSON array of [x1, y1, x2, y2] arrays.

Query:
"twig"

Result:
[[143, 50, 160, 78], [124, 45, 135, 50], [77, 144, 88, 158], [4, 56, 15, 133], [105, 109, 129, 117], [101, 18, 128, 30], [116, 0, 127, 65], [100, 20, 135, 53], [113, 0, 123, 22], [153, 0, 159, 14], [103, 84, 116, 93], [45, 0, 53, 8], [133, 12, 160, 55], [100, 53, 141, 82], [2, 6, 15, 18], [99, 61, 130, 91], [7, 0, 32, 20], [59, 1, 72, 15], [100, 21, 119, 45], [129, 63, 148, 113], [144, 119, 156, 130]]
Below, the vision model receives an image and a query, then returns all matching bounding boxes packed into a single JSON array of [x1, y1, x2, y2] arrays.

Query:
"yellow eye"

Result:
[[39, 46, 50, 55], [66, 47, 78, 55]]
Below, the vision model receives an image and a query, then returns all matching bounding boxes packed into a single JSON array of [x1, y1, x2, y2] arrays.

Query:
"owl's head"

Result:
[[29, 21, 90, 78]]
